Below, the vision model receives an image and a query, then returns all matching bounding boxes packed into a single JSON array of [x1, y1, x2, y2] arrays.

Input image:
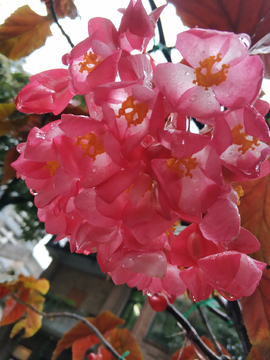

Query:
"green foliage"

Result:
[[0, 54, 29, 103]]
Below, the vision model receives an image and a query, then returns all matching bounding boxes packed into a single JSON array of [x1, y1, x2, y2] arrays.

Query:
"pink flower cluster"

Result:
[[13, 0, 269, 302]]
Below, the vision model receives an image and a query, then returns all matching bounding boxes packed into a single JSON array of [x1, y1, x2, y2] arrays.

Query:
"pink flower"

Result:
[[15, 69, 73, 115], [212, 106, 270, 180], [170, 223, 265, 301], [63, 28, 121, 95], [118, 0, 166, 52], [154, 28, 263, 118]]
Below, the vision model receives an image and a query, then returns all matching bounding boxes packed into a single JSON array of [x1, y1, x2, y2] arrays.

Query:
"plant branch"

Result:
[[49, 0, 74, 48], [198, 306, 223, 357], [225, 300, 252, 357], [13, 295, 121, 360], [166, 303, 230, 360], [148, 0, 172, 62]]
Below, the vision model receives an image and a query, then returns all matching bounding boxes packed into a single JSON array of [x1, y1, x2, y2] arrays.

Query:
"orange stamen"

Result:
[[74, 133, 105, 160], [166, 156, 198, 178], [44, 161, 60, 176], [232, 184, 244, 205], [193, 53, 230, 90], [231, 124, 260, 154], [78, 52, 102, 74], [116, 95, 148, 127]]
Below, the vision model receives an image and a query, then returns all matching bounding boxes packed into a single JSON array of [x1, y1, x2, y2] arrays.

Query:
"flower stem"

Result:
[[12, 295, 121, 359]]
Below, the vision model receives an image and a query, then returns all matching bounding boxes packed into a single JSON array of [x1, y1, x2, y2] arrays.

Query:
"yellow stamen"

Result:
[[193, 53, 230, 90], [74, 133, 105, 160], [116, 95, 148, 127]]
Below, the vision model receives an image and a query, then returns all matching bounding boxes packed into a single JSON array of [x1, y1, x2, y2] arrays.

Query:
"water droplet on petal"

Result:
[[17, 143, 26, 153], [206, 93, 211, 97], [92, 166, 97, 173], [147, 291, 153, 297], [35, 131, 45, 139], [185, 71, 190, 76], [30, 189, 38, 195], [238, 33, 251, 49], [207, 101, 213, 106], [190, 95, 197, 102]]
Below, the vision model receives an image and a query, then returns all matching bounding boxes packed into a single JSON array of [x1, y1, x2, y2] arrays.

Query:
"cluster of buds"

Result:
[[13, 0, 269, 301]]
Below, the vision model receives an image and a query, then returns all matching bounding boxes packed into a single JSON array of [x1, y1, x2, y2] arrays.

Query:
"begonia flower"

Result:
[[212, 106, 270, 179], [15, 69, 73, 115], [152, 130, 225, 217], [63, 30, 121, 95], [118, 0, 166, 52], [170, 223, 265, 301], [154, 28, 263, 118]]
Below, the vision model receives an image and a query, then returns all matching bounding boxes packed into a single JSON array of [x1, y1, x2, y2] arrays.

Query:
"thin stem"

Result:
[[166, 303, 230, 360], [148, 0, 172, 62], [49, 0, 74, 48], [13, 295, 121, 360], [206, 305, 231, 323], [198, 306, 223, 357]]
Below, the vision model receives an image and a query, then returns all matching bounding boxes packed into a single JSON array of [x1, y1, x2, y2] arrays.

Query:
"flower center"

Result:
[[44, 161, 60, 176], [116, 95, 148, 127], [166, 156, 198, 178], [192, 53, 230, 90], [74, 133, 105, 160], [231, 124, 260, 154], [78, 51, 102, 74]]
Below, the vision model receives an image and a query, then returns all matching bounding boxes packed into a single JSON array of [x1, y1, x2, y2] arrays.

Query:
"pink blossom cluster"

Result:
[[13, 0, 270, 302]]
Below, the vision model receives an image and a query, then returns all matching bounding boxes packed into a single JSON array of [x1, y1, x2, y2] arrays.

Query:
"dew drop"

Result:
[[147, 291, 153, 297], [35, 131, 45, 139], [17, 143, 26, 153], [238, 33, 251, 49], [206, 93, 211, 97], [207, 101, 213, 106], [190, 95, 197, 102], [30, 189, 38, 195], [191, 294, 197, 302], [92, 166, 97, 173], [185, 71, 190, 76]]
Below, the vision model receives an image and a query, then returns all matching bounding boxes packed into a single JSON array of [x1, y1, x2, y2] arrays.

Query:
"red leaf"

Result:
[[247, 347, 265, 360], [104, 328, 144, 360], [72, 335, 100, 360], [242, 270, 270, 359], [170, 336, 231, 360], [52, 311, 125, 360], [237, 174, 270, 357], [0, 289, 29, 326], [168, 0, 270, 46]]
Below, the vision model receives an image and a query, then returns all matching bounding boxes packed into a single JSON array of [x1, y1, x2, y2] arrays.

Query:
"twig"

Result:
[[225, 300, 252, 357], [49, 0, 74, 48], [166, 303, 230, 360], [12, 295, 121, 360], [198, 306, 223, 357], [148, 0, 172, 62], [206, 305, 231, 323]]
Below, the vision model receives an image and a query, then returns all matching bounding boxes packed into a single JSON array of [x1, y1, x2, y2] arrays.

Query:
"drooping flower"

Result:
[[15, 69, 73, 115]]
